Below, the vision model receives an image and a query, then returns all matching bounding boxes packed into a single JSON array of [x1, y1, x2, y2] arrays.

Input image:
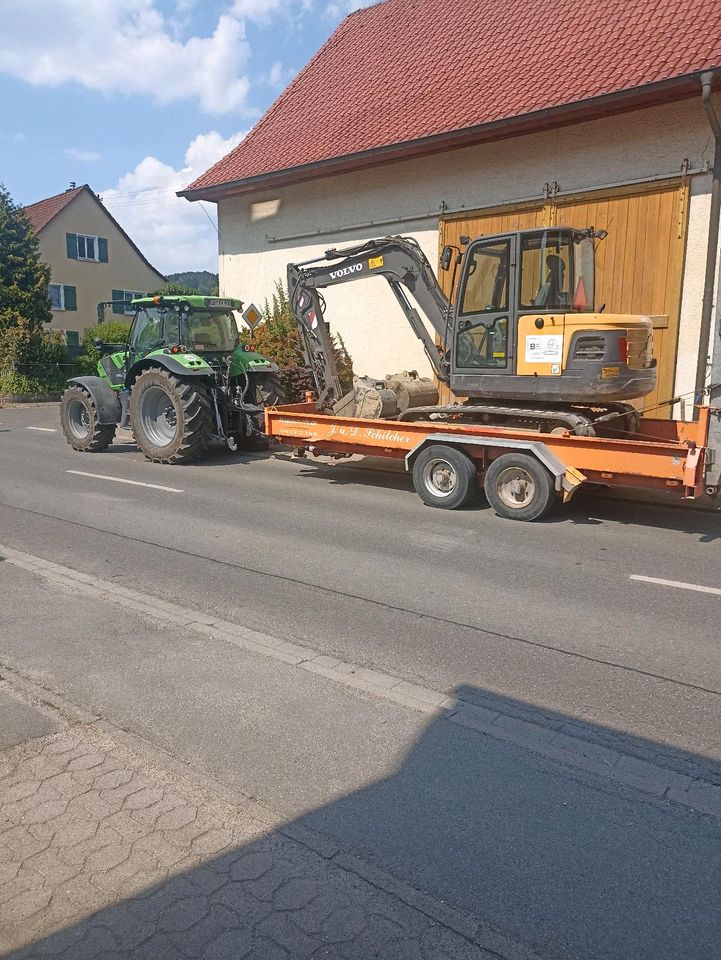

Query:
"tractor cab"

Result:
[[126, 295, 240, 358]]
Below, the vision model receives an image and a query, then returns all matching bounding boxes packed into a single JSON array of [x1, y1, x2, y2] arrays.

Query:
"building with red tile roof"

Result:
[[182, 0, 721, 200], [24, 185, 164, 337], [181, 0, 721, 412]]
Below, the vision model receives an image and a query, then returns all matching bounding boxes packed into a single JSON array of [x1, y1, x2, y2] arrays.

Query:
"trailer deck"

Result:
[[265, 399, 714, 520]]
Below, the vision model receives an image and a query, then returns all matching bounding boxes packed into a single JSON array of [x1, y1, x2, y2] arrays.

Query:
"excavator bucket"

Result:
[[332, 371, 439, 419]]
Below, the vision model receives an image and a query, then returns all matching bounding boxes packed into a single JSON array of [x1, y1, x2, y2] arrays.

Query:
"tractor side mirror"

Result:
[[440, 246, 453, 271], [97, 303, 106, 322]]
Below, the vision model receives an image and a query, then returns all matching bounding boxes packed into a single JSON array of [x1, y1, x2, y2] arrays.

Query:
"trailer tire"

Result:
[[412, 444, 479, 509], [484, 453, 556, 521]]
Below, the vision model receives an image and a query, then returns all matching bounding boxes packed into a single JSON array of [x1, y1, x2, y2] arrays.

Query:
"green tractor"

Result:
[[60, 295, 285, 463]]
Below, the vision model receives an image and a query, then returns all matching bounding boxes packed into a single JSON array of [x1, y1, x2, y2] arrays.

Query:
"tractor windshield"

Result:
[[131, 306, 239, 353], [519, 230, 595, 313]]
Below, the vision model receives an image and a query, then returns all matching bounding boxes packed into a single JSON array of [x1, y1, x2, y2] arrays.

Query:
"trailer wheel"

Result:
[[484, 453, 556, 521], [412, 444, 479, 509]]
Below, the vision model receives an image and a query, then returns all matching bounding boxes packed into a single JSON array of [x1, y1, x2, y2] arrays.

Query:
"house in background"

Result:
[[24, 184, 165, 343], [181, 0, 721, 419]]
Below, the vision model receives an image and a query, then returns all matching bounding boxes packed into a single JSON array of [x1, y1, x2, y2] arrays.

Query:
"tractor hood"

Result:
[[229, 346, 278, 377]]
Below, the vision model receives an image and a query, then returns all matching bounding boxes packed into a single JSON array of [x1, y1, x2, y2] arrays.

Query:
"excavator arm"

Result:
[[287, 236, 453, 407]]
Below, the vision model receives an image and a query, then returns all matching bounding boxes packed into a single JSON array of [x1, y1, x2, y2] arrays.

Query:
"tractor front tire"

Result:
[[129, 368, 212, 464], [60, 385, 116, 452]]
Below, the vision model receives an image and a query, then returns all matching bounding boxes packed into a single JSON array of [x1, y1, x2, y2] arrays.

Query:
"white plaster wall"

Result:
[[674, 172, 721, 413], [217, 98, 716, 381]]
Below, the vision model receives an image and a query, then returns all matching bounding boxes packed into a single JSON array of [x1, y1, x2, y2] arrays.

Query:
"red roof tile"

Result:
[[184, 0, 721, 199], [24, 185, 84, 232], [23, 185, 164, 281]]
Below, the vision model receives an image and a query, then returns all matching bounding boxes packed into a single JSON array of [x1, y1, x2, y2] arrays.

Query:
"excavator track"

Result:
[[397, 401, 640, 437]]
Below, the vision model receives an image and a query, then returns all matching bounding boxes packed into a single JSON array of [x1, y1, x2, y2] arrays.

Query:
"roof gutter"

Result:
[[694, 70, 721, 417], [178, 72, 706, 203]]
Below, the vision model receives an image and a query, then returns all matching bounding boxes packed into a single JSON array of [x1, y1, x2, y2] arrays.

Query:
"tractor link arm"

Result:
[[287, 236, 452, 407]]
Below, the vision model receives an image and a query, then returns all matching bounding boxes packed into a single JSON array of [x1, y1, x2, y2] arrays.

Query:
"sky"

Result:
[[0, 0, 372, 274]]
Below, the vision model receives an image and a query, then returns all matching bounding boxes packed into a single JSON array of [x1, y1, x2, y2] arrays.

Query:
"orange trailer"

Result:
[[265, 398, 715, 521]]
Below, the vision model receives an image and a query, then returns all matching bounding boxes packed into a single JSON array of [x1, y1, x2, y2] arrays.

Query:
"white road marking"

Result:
[[630, 574, 721, 597], [66, 470, 183, 493], [27, 426, 57, 432]]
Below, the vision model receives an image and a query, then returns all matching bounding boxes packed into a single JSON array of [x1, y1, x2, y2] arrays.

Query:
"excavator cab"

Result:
[[447, 227, 655, 404]]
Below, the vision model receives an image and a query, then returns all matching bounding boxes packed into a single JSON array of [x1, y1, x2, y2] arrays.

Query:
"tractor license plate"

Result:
[[207, 298, 233, 308]]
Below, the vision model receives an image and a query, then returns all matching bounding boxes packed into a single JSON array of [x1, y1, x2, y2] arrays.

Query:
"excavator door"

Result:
[[451, 234, 517, 393]]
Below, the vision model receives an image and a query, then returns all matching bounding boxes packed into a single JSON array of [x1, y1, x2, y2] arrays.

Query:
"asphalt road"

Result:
[[2, 403, 721, 959]]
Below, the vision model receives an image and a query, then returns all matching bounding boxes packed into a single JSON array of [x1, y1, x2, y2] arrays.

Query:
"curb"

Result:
[[3, 542, 721, 824]]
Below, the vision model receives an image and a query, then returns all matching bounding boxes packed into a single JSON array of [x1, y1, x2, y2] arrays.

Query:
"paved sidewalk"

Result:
[[0, 678, 503, 960]]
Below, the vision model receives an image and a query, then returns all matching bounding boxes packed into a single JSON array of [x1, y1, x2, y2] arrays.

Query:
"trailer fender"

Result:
[[404, 433, 585, 499], [67, 376, 122, 425]]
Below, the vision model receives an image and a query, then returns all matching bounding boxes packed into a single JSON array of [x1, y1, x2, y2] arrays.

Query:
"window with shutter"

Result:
[[66, 233, 78, 259], [76, 234, 99, 260], [63, 286, 77, 311], [112, 290, 145, 315], [98, 237, 108, 262], [48, 284, 64, 309], [112, 289, 124, 315]]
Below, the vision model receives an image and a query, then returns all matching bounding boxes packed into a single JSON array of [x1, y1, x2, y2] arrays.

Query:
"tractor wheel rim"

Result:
[[496, 466, 535, 509], [422, 458, 457, 498], [139, 385, 178, 448], [67, 398, 91, 439]]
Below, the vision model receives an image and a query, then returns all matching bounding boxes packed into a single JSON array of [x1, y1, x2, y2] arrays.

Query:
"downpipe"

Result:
[[695, 71, 721, 417]]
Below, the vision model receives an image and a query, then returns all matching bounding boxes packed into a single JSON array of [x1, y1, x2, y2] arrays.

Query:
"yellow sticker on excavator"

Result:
[[368, 256, 384, 269]]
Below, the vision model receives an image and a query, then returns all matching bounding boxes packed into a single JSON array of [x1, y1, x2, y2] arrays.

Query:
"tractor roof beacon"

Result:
[[59, 294, 286, 463]]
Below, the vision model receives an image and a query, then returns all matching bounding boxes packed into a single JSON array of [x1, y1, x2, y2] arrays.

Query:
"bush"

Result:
[[76, 320, 131, 375], [279, 365, 315, 402], [247, 280, 354, 402], [0, 316, 68, 393], [0, 370, 66, 396]]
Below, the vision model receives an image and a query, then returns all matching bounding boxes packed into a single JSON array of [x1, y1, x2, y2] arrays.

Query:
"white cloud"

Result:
[[231, 0, 283, 21], [324, 0, 376, 20], [0, 1, 251, 114], [64, 147, 102, 163], [264, 60, 296, 89], [101, 130, 246, 274]]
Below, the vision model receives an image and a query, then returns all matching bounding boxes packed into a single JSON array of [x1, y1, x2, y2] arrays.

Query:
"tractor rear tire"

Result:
[[254, 372, 287, 407], [60, 385, 116, 452], [129, 368, 212, 464]]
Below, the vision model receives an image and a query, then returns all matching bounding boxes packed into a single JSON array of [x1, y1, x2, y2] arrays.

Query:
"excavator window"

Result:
[[520, 232, 572, 310], [458, 240, 510, 315]]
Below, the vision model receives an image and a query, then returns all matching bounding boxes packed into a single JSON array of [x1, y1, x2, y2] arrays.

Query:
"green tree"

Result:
[[151, 280, 200, 297], [0, 183, 52, 330], [75, 319, 132, 375]]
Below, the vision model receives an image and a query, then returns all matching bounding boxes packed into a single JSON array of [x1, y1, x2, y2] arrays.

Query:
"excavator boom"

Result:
[[287, 236, 453, 406]]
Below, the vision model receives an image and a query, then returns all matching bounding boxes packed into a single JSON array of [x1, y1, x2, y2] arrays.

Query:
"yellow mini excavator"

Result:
[[287, 227, 656, 436]]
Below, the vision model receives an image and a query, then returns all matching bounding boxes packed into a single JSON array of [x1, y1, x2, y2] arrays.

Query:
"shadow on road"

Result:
[[9, 684, 721, 960]]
